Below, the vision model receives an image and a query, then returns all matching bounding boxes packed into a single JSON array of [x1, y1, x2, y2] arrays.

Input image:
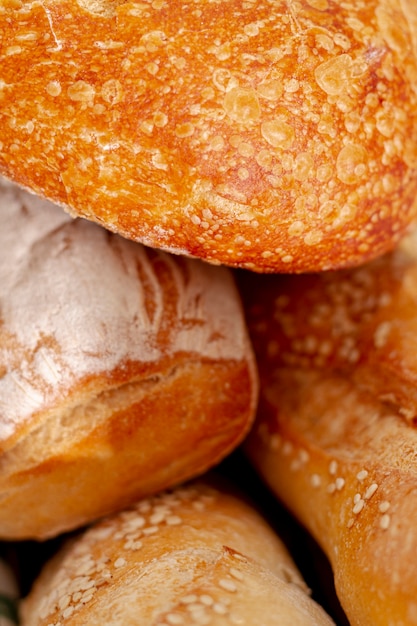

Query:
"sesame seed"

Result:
[[75, 560, 96, 576], [80, 578, 95, 591], [327, 483, 336, 494], [58, 595, 71, 611], [166, 515, 182, 525], [353, 499, 365, 514], [189, 610, 211, 625], [213, 602, 228, 615], [380, 514, 391, 530], [229, 567, 244, 581], [379, 501, 390, 513], [282, 441, 293, 456], [166, 614, 184, 625], [187, 602, 210, 619], [69, 576, 92, 593], [311, 473, 321, 488], [142, 525, 159, 535], [218, 578, 238, 592], [114, 558, 126, 568], [180, 595, 199, 605], [347, 518, 354, 528], [356, 470, 368, 481], [150, 512, 166, 525], [329, 460, 338, 475], [335, 477, 345, 490], [200, 594, 214, 606], [364, 483, 378, 500], [81, 589, 95, 603]]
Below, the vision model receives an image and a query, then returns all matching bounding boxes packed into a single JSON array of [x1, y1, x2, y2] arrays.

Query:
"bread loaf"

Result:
[[20, 479, 336, 625], [0, 178, 257, 540], [240, 229, 417, 625], [1, 0, 417, 272]]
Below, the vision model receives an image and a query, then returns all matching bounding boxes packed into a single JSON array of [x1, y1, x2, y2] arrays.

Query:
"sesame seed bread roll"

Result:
[[20, 480, 336, 626], [240, 229, 417, 625], [1, 0, 417, 272], [0, 177, 258, 541]]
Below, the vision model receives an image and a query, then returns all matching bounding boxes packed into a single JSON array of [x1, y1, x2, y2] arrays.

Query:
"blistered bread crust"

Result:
[[241, 230, 417, 625], [0, 178, 258, 540], [20, 481, 335, 626], [1, 0, 417, 272]]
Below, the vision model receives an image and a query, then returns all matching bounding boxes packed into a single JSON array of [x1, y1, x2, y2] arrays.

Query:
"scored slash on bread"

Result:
[[0, 178, 258, 540]]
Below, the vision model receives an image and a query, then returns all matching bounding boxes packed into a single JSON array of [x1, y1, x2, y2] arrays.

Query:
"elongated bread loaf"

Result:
[[1, 0, 417, 272], [20, 480, 336, 626], [0, 178, 257, 540], [240, 229, 417, 625]]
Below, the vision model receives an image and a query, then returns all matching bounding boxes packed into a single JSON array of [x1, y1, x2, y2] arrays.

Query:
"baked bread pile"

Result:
[[1, 0, 417, 624]]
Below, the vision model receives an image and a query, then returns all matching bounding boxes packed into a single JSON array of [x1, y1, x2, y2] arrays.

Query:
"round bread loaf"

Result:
[[240, 228, 417, 625], [20, 480, 336, 626], [1, 0, 417, 271], [0, 177, 258, 540]]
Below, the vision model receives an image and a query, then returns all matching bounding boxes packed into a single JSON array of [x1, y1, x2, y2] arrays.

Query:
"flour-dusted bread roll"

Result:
[[1, 0, 417, 272], [0, 178, 258, 540], [20, 480, 336, 626], [240, 229, 417, 625]]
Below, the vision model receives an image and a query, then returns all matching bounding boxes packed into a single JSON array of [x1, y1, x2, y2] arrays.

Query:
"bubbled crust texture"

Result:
[[20, 481, 336, 626], [240, 230, 417, 625], [1, 0, 417, 272], [0, 178, 258, 540]]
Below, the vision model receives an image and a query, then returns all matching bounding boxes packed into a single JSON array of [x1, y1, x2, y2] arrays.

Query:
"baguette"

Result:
[[1, 0, 417, 272], [0, 178, 258, 540], [240, 229, 417, 625], [20, 479, 336, 626]]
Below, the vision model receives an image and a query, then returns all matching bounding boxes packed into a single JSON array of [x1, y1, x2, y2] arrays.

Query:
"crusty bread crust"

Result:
[[20, 480, 336, 625], [0, 179, 258, 540], [241, 229, 417, 625], [1, 0, 417, 271]]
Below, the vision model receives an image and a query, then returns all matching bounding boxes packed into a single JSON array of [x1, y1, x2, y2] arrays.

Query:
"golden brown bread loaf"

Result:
[[20, 480, 336, 626], [0, 177, 258, 541], [2, 0, 417, 272], [240, 228, 417, 625]]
